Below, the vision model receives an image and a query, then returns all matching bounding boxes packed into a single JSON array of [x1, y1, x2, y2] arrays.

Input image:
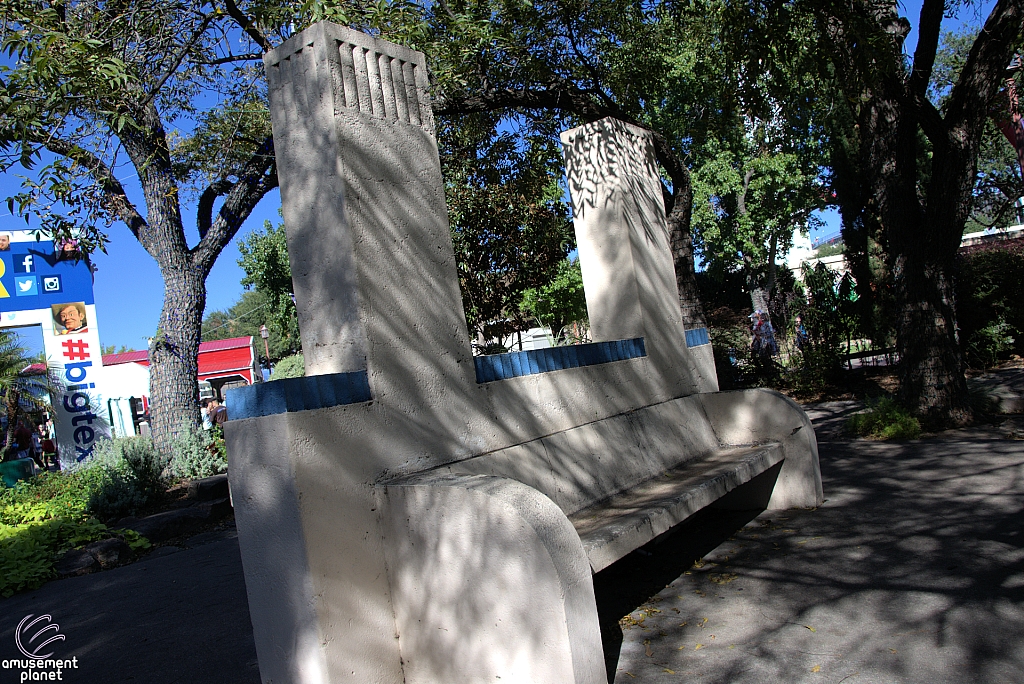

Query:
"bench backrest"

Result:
[[238, 24, 719, 481]]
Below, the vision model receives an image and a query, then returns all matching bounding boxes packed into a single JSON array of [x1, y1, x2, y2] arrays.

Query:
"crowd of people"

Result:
[[9, 417, 58, 471]]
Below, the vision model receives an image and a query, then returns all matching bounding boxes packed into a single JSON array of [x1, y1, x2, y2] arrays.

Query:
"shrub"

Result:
[[957, 245, 1024, 367], [85, 436, 169, 520], [0, 468, 150, 596], [846, 398, 922, 440], [170, 422, 227, 480], [269, 353, 305, 380]]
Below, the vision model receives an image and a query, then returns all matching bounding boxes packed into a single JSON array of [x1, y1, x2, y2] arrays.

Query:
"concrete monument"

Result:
[[226, 22, 821, 684]]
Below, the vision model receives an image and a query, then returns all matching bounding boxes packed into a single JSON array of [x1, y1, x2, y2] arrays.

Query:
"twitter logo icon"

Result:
[[14, 276, 37, 296]]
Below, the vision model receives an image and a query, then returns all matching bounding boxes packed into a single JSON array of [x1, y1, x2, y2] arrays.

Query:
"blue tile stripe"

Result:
[[474, 338, 646, 384], [685, 327, 710, 347], [226, 370, 371, 420]]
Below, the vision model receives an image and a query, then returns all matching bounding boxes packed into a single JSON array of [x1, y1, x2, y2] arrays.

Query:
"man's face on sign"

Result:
[[0, 235, 10, 251], [60, 306, 84, 330]]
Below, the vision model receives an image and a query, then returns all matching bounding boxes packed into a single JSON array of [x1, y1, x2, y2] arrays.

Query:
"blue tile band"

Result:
[[474, 338, 646, 384], [226, 370, 372, 420], [684, 327, 710, 347]]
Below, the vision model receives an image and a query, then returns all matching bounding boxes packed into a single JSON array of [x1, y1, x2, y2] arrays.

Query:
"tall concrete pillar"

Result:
[[266, 22, 475, 403], [561, 118, 718, 392]]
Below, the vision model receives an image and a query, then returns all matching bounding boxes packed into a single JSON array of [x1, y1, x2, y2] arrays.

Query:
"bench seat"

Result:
[[570, 443, 785, 572]]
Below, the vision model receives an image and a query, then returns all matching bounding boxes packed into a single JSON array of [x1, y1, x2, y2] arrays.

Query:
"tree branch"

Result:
[[141, 14, 216, 109], [944, 0, 1023, 132], [197, 52, 264, 66], [197, 179, 235, 239], [908, 0, 944, 99], [43, 138, 147, 238], [192, 135, 277, 273], [223, 0, 271, 52]]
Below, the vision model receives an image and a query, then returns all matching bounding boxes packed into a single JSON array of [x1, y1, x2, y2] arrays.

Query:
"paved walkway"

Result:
[[1, 416, 1022, 683]]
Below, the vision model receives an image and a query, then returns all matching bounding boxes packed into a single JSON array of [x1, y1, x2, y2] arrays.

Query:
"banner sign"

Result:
[[0, 231, 108, 462]]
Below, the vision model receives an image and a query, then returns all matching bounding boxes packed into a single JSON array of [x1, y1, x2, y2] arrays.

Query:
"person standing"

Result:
[[200, 399, 213, 431], [208, 398, 228, 428]]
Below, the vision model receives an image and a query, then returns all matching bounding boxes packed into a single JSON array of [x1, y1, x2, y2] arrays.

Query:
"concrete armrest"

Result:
[[380, 472, 607, 684], [698, 389, 823, 509]]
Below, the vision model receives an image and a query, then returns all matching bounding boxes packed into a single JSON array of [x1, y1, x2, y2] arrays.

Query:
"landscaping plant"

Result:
[[169, 421, 227, 480], [0, 465, 150, 597], [846, 398, 922, 440]]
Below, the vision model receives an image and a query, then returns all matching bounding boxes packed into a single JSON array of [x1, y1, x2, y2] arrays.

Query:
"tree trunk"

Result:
[[666, 176, 707, 329], [891, 247, 971, 425], [2, 389, 18, 461], [148, 265, 207, 448]]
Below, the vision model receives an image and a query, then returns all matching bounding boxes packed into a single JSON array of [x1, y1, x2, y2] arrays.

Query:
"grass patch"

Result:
[[846, 397, 922, 440]]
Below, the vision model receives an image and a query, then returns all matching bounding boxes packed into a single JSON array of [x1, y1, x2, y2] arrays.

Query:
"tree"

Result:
[[519, 258, 589, 343], [427, 0, 732, 330], [101, 344, 132, 355], [0, 1, 280, 448], [0, 1, 423, 449], [0, 330, 58, 461], [201, 289, 297, 363], [440, 114, 575, 345], [811, 0, 1023, 425], [692, 135, 825, 306], [235, 219, 301, 357], [932, 29, 1024, 232]]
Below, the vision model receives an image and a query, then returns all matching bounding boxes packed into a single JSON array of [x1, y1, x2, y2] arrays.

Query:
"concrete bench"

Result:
[[226, 22, 821, 684]]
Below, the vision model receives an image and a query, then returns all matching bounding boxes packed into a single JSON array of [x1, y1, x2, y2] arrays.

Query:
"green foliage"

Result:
[[235, 219, 302, 360], [202, 289, 297, 363], [957, 246, 1024, 368], [0, 467, 151, 597], [269, 353, 305, 381], [519, 259, 588, 342], [931, 30, 1024, 229], [169, 422, 226, 480], [84, 436, 168, 520], [813, 242, 845, 258], [693, 143, 825, 284], [442, 115, 575, 343], [846, 398, 922, 441]]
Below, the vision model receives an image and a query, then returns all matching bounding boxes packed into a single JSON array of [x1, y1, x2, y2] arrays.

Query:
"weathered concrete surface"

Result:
[[561, 118, 718, 394], [608, 430, 1024, 683]]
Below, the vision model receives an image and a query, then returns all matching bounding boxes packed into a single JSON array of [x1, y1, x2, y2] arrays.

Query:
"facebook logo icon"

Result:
[[13, 253, 35, 273]]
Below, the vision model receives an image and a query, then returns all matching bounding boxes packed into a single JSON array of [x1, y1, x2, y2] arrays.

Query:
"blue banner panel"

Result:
[[0, 240, 94, 312]]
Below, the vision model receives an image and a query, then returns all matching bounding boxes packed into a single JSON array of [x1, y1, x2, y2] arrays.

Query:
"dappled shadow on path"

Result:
[[594, 503, 763, 681], [613, 436, 1024, 683]]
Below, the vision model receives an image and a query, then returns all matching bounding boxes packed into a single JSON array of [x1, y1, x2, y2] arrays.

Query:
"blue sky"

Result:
[[0, 0, 997, 357]]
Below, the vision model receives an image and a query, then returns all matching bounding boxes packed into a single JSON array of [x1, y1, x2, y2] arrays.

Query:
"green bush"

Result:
[[269, 353, 305, 380], [170, 422, 227, 480], [85, 436, 169, 520], [957, 246, 1024, 367], [846, 398, 922, 440], [0, 469, 150, 597]]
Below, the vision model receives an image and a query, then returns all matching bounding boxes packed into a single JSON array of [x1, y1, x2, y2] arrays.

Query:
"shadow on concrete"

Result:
[[594, 506, 762, 681], [613, 435, 1024, 683]]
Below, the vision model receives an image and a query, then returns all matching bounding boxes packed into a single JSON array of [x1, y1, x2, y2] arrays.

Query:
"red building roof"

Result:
[[102, 336, 258, 385]]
